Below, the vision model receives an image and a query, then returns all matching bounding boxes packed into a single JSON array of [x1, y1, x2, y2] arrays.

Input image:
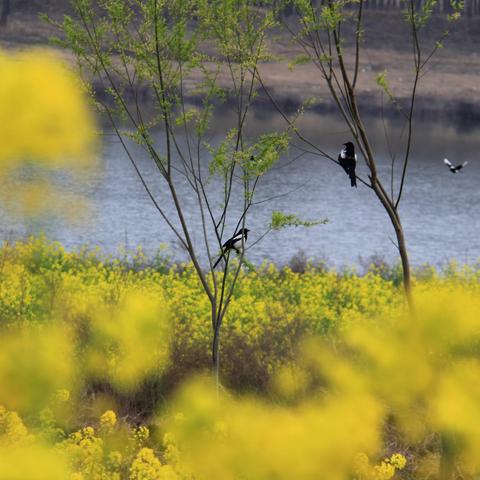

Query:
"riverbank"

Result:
[[1, 4, 480, 126]]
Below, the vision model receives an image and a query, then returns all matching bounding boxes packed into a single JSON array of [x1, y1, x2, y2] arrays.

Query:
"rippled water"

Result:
[[1, 108, 479, 268]]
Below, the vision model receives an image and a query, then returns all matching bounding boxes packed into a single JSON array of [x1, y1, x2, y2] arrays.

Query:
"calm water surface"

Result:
[[1, 109, 479, 268]]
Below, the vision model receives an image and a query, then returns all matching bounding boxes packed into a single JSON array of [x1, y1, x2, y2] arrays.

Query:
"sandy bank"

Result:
[[1, 5, 480, 127]]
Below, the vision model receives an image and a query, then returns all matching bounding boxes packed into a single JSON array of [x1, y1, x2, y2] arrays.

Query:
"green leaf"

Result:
[[270, 211, 328, 230], [376, 70, 395, 101], [288, 54, 312, 71]]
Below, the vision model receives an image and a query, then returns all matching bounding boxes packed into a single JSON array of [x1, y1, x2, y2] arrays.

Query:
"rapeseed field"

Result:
[[1, 237, 480, 479]]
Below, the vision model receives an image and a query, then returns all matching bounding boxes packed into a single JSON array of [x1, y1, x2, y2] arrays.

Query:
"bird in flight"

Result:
[[444, 158, 468, 174], [338, 142, 357, 187], [213, 228, 250, 269]]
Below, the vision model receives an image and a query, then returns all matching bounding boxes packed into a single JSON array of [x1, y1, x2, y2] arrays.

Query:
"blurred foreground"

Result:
[[1, 237, 480, 479]]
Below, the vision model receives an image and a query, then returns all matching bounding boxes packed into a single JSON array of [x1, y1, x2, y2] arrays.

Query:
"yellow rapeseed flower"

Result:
[[0, 49, 96, 170], [100, 410, 117, 431]]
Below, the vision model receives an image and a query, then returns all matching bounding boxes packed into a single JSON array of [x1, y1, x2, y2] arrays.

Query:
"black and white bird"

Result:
[[338, 142, 357, 187], [443, 158, 468, 174], [213, 228, 250, 269]]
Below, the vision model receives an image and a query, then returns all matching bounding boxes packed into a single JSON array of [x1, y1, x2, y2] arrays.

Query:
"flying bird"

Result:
[[444, 158, 468, 174], [338, 142, 357, 187], [213, 228, 250, 269]]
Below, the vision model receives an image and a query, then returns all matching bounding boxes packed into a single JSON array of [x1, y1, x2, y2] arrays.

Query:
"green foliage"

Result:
[[404, 0, 462, 30], [287, 53, 311, 71], [56, 0, 206, 135], [291, 0, 356, 36], [448, 0, 464, 22], [206, 128, 238, 176], [319, 1, 345, 31], [244, 132, 290, 177], [375, 70, 395, 102], [55, 0, 290, 214], [197, 0, 276, 67], [271, 211, 327, 230], [416, 0, 438, 28]]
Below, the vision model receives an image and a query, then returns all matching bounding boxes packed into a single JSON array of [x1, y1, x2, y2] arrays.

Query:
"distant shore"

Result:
[[1, 5, 480, 127]]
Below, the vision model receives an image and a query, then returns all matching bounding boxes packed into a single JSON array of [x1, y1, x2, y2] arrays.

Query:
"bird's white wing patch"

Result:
[[340, 148, 346, 159], [462, 161, 468, 167], [444, 158, 453, 167]]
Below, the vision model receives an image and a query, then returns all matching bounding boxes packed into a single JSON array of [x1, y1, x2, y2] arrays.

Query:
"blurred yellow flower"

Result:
[[0, 49, 97, 220], [86, 291, 172, 391], [0, 237, 480, 478], [0, 444, 70, 480], [0, 49, 96, 171], [0, 325, 75, 414], [168, 377, 383, 480]]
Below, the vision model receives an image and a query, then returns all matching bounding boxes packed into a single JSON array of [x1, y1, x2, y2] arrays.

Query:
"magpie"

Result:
[[212, 228, 250, 269], [444, 158, 468, 174], [338, 142, 357, 187]]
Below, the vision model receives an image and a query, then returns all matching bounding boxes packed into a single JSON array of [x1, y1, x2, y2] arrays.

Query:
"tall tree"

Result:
[[259, 0, 463, 311], [53, 0, 318, 389]]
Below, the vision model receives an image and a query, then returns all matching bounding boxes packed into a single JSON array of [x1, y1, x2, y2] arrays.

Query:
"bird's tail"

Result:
[[212, 252, 225, 269], [350, 174, 357, 188]]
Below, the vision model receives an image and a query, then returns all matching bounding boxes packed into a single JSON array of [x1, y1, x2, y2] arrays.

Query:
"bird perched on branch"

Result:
[[338, 142, 357, 187], [443, 158, 468, 174], [213, 228, 250, 269]]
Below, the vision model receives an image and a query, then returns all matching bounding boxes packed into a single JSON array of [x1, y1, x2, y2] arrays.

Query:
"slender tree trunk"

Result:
[[386, 213, 413, 310], [395, 219, 413, 306], [372, 181, 414, 312], [0, 0, 10, 27], [211, 252, 232, 391], [212, 319, 221, 395]]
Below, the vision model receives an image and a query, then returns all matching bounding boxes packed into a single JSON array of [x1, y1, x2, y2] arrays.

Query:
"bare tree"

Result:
[[259, 0, 462, 311]]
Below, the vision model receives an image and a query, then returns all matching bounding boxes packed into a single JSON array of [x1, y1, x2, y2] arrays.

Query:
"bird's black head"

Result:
[[236, 228, 250, 237], [343, 142, 355, 155]]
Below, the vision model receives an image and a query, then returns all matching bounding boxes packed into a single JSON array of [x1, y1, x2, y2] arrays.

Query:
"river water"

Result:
[[1, 108, 479, 268]]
